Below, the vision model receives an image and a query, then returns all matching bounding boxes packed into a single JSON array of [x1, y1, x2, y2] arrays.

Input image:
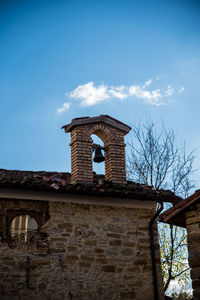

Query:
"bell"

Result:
[[93, 147, 105, 163]]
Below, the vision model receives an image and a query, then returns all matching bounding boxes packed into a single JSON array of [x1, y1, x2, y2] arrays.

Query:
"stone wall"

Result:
[[0, 199, 164, 300], [185, 202, 200, 300]]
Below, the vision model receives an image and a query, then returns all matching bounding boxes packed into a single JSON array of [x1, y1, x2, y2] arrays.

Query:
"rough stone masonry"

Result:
[[0, 198, 164, 300]]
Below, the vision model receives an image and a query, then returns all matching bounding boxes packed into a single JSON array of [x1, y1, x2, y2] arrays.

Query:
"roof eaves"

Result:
[[62, 115, 132, 134], [159, 190, 200, 225]]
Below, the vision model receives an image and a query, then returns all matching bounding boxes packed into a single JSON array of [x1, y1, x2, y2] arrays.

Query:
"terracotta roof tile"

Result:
[[0, 169, 181, 203]]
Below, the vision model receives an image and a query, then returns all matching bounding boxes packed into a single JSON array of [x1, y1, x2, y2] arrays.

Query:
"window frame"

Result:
[[7, 210, 43, 243]]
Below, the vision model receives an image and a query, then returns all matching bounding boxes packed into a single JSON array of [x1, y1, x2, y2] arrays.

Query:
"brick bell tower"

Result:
[[62, 115, 131, 184]]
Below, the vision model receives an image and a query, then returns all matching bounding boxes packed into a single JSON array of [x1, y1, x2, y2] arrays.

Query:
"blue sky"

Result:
[[1, 0, 200, 185]]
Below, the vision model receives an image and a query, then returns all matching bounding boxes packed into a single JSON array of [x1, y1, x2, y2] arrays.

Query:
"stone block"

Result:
[[189, 249, 200, 267], [126, 267, 137, 273], [120, 291, 135, 299], [135, 257, 147, 265], [191, 266, 200, 279], [83, 240, 96, 246], [102, 265, 116, 272], [109, 240, 122, 246], [96, 257, 108, 264], [80, 255, 94, 262], [121, 248, 134, 256], [64, 255, 79, 264], [55, 243, 65, 248], [188, 233, 200, 243], [104, 224, 125, 233], [187, 223, 200, 233], [67, 246, 78, 252], [94, 248, 104, 254], [123, 242, 135, 247], [107, 233, 121, 239], [80, 261, 91, 268], [32, 258, 50, 266], [186, 215, 200, 225]]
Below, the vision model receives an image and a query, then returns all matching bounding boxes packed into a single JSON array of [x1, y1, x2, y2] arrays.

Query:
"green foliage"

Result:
[[158, 222, 190, 292], [171, 291, 193, 299]]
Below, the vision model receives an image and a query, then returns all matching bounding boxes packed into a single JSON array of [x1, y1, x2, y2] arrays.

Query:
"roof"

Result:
[[62, 115, 132, 134], [159, 190, 200, 227], [0, 169, 181, 203]]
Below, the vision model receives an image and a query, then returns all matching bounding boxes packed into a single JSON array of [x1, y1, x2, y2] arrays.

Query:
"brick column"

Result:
[[104, 133, 126, 184], [70, 126, 93, 183]]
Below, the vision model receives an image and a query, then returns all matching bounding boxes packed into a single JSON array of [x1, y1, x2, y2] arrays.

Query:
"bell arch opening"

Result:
[[91, 134, 105, 175], [88, 125, 112, 179]]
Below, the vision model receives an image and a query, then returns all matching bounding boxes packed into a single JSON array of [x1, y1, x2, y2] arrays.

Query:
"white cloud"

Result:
[[178, 86, 184, 94], [57, 102, 70, 114], [67, 80, 164, 107], [165, 85, 175, 97], [109, 85, 128, 99], [129, 85, 163, 106], [130, 85, 162, 102], [68, 82, 109, 106], [57, 79, 184, 112], [143, 79, 152, 88]]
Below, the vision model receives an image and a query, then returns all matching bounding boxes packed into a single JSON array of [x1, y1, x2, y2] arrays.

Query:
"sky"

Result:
[[1, 0, 200, 187]]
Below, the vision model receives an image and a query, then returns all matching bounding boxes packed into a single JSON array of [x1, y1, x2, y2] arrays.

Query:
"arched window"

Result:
[[7, 211, 41, 243], [10, 215, 38, 242]]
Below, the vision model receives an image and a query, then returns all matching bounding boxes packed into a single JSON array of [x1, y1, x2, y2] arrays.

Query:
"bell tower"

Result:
[[62, 115, 131, 184]]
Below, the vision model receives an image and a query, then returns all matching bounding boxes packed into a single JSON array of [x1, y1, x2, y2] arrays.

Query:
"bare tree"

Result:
[[126, 120, 196, 295], [127, 121, 195, 197]]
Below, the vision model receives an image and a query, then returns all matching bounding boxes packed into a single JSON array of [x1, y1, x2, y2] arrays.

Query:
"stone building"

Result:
[[160, 190, 200, 300], [0, 115, 180, 300]]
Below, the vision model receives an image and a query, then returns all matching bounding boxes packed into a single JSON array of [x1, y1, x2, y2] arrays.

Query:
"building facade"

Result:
[[0, 115, 179, 300]]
